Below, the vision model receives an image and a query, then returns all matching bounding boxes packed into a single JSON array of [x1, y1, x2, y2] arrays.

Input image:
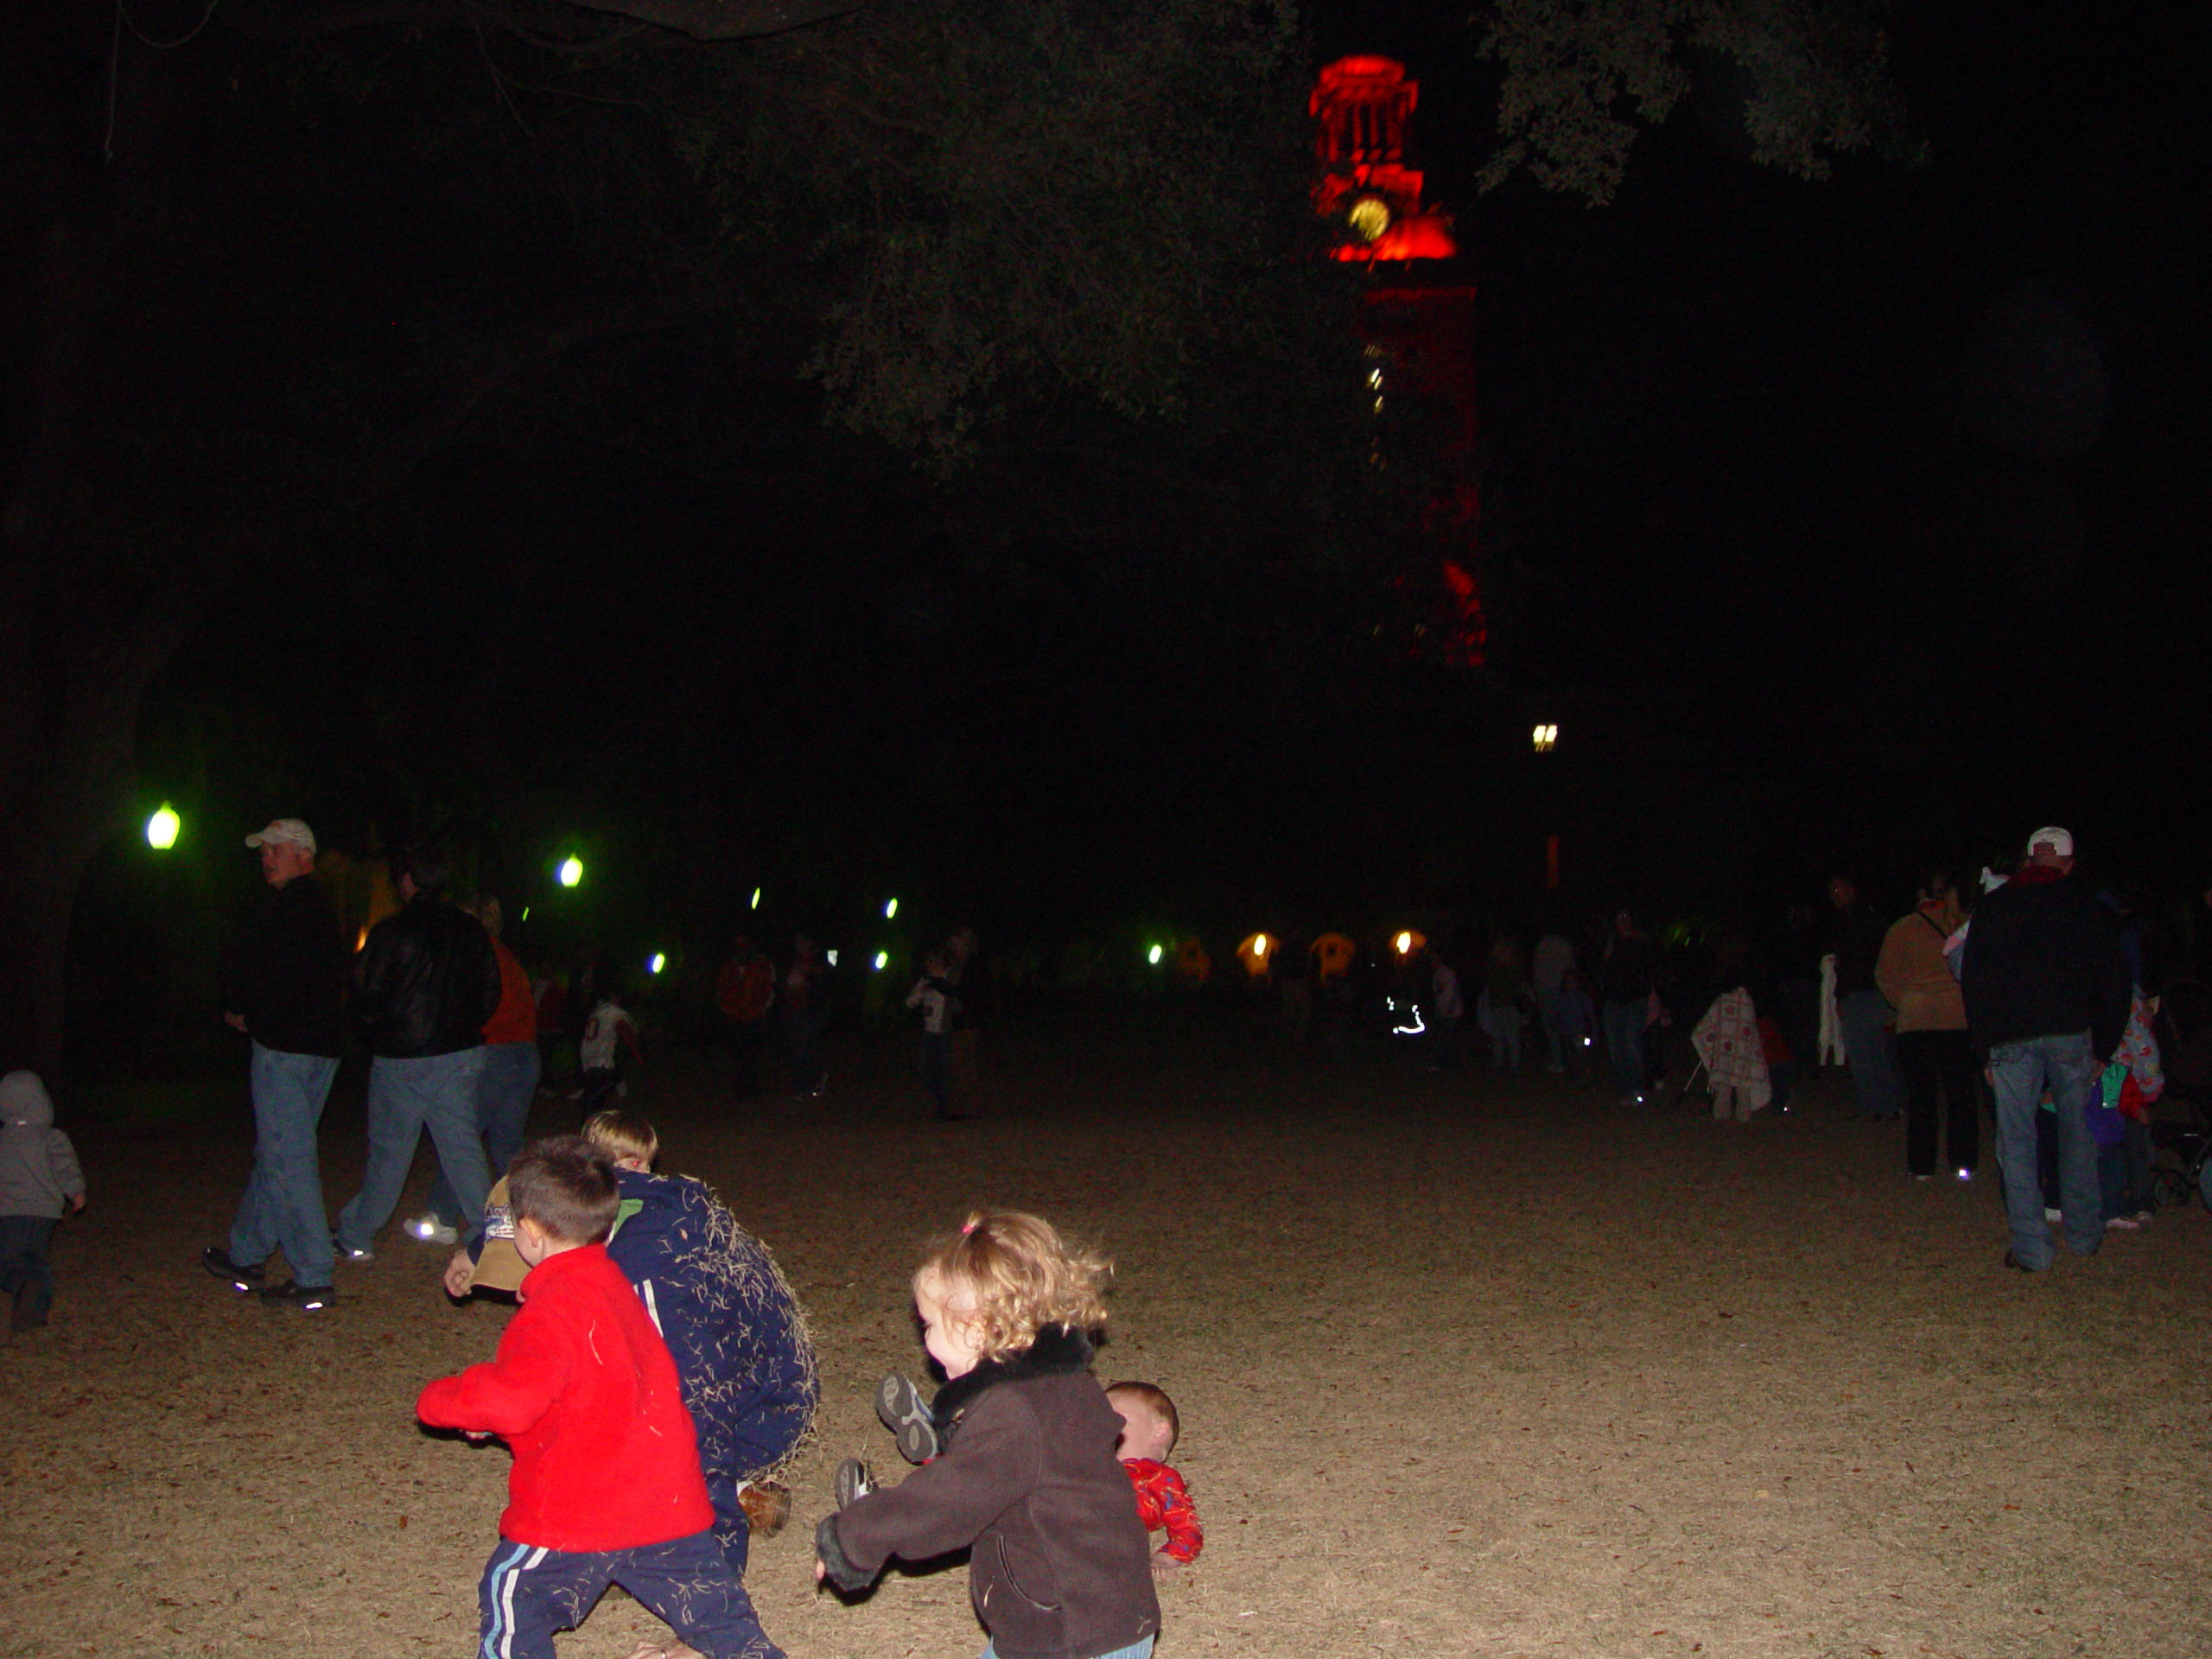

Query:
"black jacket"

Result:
[[224, 873, 348, 1058], [818, 1326, 1159, 1659], [1829, 901, 1888, 997], [1961, 872, 2133, 1059], [350, 896, 502, 1058]]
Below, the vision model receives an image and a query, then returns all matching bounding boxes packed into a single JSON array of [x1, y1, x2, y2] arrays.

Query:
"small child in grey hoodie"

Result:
[[1, 1071, 87, 1332]]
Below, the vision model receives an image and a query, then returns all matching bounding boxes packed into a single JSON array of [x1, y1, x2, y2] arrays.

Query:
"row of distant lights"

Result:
[[153, 814, 1550, 988]]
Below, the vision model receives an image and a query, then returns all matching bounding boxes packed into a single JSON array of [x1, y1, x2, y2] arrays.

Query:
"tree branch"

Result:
[[226, 0, 864, 43]]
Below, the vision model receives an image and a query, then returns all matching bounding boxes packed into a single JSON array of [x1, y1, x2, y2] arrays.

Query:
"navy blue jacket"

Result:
[[607, 1170, 817, 1480]]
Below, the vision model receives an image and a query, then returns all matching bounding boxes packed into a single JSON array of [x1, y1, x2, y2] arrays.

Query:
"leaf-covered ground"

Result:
[[5, 1015, 2208, 1659]]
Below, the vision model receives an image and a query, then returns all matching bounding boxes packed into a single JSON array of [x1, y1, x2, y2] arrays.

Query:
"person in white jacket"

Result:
[[0, 1071, 86, 1332]]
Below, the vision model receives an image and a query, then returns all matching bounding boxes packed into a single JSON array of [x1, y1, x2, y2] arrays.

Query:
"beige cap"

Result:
[[245, 817, 317, 855], [466, 1177, 529, 1294]]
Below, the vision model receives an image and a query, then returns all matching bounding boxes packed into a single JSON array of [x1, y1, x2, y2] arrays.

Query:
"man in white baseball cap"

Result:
[[203, 817, 348, 1309], [244, 818, 317, 856]]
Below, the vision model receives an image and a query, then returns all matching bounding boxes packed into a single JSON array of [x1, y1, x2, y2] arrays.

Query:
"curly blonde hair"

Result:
[[916, 1210, 1110, 1362]]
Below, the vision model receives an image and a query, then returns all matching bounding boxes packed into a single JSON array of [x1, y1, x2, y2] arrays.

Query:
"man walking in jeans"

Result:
[[334, 844, 503, 1262], [203, 818, 349, 1309], [1961, 826, 2132, 1272]]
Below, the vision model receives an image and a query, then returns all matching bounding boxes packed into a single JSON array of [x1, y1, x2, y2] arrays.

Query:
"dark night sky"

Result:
[[48, 0, 2212, 1020]]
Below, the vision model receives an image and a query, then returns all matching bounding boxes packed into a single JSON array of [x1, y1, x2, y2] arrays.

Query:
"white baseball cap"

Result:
[[2026, 825, 2074, 859], [245, 818, 317, 855]]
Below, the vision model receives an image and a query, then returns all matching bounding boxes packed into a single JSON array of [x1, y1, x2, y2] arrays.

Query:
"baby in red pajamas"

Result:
[[1106, 1382, 1203, 1575]]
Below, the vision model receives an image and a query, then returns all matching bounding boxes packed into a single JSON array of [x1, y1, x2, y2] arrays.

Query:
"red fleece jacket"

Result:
[[416, 1243, 714, 1552]]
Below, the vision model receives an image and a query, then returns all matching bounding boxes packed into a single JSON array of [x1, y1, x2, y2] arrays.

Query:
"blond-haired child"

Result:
[[817, 1210, 1159, 1659]]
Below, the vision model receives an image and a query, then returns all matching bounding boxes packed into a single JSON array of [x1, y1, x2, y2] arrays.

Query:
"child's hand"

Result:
[[813, 1560, 827, 1586], [66, 1192, 86, 1214], [1150, 1551, 1180, 1580], [462, 1430, 493, 1443], [443, 1250, 475, 1299]]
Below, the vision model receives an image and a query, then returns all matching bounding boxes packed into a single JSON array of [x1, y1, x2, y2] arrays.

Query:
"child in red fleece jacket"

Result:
[[416, 1137, 782, 1659]]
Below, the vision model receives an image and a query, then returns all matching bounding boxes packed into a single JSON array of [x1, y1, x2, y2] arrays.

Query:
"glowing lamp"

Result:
[[750, 887, 761, 909], [1147, 944, 1164, 966], [145, 804, 181, 849], [826, 950, 839, 968], [873, 950, 889, 971], [1532, 723, 1558, 753], [520, 906, 531, 922], [649, 952, 666, 975], [1395, 931, 1413, 955], [884, 897, 899, 919], [1347, 195, 1391, 243], [557, 856, 583, 888]]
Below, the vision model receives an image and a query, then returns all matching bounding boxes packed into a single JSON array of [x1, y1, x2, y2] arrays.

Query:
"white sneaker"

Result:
[[404, 1215, 459, 1246]]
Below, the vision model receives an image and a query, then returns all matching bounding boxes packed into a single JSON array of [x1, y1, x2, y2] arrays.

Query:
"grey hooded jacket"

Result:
[[0, 1071, 85, 1220]]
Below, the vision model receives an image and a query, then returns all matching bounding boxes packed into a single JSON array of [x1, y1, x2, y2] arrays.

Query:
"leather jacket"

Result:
[[351, 896, 503, 1058]]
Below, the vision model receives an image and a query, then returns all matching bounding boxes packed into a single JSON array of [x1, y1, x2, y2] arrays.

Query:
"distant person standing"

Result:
[[1828, 874, 1904, 1121], [1961, 827, 2131, 1272], [906, 948, 962, 1119], [782, 935, 828, 1099], [945, 926, 992, 1116], [201, 817, 348, 1310], [406, 894, 537, 1247], [1598, 911, 1661, 1105], [2, 1071, 87, 1331], [1877, 871, 1976, 1181], [334, 845, 503, 1262], [1530, 929, 1575, 1074], [715, 933, 776, 1102]]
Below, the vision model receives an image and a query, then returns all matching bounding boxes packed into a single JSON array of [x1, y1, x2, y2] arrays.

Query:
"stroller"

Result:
[[2148, 978, 2212, 1210]]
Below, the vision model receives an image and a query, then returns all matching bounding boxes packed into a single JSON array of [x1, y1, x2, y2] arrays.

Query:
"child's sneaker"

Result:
[[875, 1371, 940, 1463], [738, 1479, 791, 1535], [833, 1457, 875, 1510]]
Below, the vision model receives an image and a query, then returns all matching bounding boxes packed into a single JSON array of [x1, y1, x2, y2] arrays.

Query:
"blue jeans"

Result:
[[985, 1642, 1151, 1659], [1839, 990, 1904, 1119], [423, 1041, 541, 1227], [1989, 1032, 2102, 1268], [1602, 999, 1645, 1097], [229, 1043, 341, 1287], [335, 1048, 490, 1254], [0, 1215, 58, 1324]]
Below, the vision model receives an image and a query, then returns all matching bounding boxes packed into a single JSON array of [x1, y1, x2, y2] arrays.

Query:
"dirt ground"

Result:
[[6, 1014, 2210, 1659]]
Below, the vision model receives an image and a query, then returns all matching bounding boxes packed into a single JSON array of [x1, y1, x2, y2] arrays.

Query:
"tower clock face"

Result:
[[1347, 195, 1392, 243]]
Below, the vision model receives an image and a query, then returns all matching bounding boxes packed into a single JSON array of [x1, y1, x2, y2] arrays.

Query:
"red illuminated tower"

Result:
[[1313, 57, 1484, 667]]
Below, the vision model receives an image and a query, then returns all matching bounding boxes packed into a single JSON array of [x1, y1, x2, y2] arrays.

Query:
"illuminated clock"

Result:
[[1347, 195, 1392, 243]]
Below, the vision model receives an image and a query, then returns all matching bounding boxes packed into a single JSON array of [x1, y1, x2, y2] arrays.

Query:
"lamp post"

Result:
[[145, 804, 181, 850]]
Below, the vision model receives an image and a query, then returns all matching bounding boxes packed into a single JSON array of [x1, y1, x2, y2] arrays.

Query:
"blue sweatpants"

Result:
[[476, 1529, 782, 1659]]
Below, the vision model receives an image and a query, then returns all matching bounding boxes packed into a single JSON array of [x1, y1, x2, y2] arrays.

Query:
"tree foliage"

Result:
[[1478, 0, 1922, 203]]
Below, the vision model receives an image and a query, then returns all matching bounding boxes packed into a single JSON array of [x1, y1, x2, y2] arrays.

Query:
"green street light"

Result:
[[884, 897, 899, 920], [649, 952, 667, 975], [1147, 944, 1164, 965], [750, 887, 761, 910], [558, 856, 584, 888], [146, 804, 181, 849]]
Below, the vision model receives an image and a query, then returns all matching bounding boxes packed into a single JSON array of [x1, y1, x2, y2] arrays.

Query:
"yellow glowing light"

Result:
[[1254, 935, 1268, 957], [145, 804, 181, 849], [1532, 723, 1558, 753], [873, 950, 889, 970], [1348, 195, 1391, 243], [884, 897, 899, 919], [558, 856, 583, 887], [750, 887, 761, 909], [649, 952, 667, 975], [1147, 944, 1164, 965], [1395, 931, 1413, 955]]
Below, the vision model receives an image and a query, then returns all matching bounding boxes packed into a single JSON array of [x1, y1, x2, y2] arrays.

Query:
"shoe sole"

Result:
[[833, 1458, 874, 1510], [875, 1373, 939, 1464], [201, 1249, 264, 1292]]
